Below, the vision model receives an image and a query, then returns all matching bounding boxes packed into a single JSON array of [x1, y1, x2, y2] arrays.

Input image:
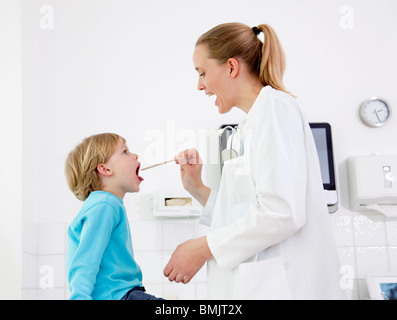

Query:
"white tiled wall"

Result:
[[22, 221, 68, 300], [330, 213, 397, 300], [22, 202, 397, 300], [21, 200, 210, 300]]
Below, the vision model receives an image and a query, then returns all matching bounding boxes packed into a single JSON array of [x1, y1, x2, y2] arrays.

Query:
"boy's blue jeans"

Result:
[[121, 286, 164, 300]]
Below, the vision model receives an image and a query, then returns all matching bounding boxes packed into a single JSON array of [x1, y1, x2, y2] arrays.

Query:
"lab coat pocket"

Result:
[[233, 257, 291, 300], [223, 156, 256, 205]]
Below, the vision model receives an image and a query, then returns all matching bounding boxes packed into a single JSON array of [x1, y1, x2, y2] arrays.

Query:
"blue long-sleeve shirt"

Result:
[[66, 191, 143, 300]]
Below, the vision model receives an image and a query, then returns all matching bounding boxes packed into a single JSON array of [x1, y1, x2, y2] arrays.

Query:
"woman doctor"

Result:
[[163, 22, 346, 299]]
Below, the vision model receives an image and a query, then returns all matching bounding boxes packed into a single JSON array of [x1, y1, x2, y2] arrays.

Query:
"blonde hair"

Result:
[[65, 133, 125, 201], [196, 22, 291, 96]]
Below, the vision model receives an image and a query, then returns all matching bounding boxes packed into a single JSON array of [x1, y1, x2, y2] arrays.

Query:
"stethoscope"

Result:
[[218, 125, 244, 163]]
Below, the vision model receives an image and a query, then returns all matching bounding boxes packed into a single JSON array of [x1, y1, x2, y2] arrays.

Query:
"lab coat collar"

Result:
[[237, 85, 272, 140], [246, 85, 272, 119]]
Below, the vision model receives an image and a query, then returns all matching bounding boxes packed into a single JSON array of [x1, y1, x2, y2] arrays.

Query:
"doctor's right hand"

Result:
[[175, 148, 210, 207]]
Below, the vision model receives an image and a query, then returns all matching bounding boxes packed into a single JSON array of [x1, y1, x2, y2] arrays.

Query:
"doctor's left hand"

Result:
[[163, 236, 213, 284]]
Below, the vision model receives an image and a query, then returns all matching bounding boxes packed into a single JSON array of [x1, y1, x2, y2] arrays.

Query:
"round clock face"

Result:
[[359, 97, 392, 127]]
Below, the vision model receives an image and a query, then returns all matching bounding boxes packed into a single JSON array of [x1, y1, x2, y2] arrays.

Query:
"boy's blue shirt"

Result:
[[66, 191, 143, 300]]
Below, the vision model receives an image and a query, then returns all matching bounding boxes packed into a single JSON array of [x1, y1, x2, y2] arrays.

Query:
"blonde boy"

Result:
[[65, 133, 162, 300]]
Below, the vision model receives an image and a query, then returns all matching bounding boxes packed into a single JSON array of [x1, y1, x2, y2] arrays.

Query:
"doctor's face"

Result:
[[193, 44, 235, 114]]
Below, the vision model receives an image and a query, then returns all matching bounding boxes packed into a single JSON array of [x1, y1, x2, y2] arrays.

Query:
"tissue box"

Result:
[[140, 192, 201, 218]]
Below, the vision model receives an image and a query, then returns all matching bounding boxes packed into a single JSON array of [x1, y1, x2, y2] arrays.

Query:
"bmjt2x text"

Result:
[[155, 304, 243, 317]]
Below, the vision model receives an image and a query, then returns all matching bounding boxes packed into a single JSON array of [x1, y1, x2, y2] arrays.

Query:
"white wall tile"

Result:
[[356, 247, 388, 279], [130, 220, 162, 252], [388, 247, 397, 273], [22, 252, 37, 289], [22, 221, 37, 254], [386, 218, 397, 246], [162, 220, 195, 251], [134, 251, 164, 284], [353, 215, 387, 246]]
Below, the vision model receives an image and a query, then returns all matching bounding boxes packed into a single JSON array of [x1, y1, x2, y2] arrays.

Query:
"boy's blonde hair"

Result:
[[65, 133, 125, 201]]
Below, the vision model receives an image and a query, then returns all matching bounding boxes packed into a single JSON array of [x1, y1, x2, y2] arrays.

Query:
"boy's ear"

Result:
[[97, 164, 113, 176]]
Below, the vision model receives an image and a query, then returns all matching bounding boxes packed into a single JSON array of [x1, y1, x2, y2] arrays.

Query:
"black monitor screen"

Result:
[[309, 123, 336, 190]]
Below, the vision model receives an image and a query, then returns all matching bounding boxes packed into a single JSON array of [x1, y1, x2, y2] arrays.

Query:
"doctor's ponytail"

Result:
[[196, 22, 292, 96], [255, 24, 291, 96]]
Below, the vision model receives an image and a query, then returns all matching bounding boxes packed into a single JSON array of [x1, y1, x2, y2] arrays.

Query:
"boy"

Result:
[[65, 133, 163, 300]]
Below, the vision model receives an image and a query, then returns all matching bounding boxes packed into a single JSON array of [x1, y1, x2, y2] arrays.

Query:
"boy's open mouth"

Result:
[[136, 164, 144, 182]]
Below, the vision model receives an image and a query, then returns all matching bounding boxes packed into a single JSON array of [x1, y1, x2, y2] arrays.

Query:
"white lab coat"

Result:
[[201, 86, 346, 300]]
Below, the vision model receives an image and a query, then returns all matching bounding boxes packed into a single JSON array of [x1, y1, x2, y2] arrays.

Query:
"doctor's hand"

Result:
[[163, 236, 213, 284], [175, 148, 203, 191], [175, 148, 210, 206]]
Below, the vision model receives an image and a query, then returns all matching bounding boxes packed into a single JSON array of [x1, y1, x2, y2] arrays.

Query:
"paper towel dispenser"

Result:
[[347, 155, 397, 217]]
